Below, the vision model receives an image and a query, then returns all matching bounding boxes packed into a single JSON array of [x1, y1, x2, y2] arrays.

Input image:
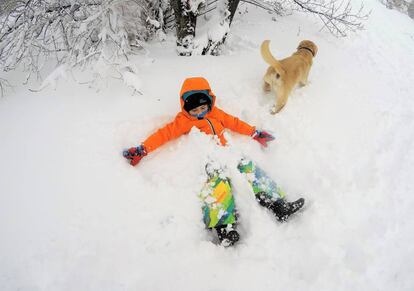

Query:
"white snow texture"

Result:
[[1, 1, 414, 291]]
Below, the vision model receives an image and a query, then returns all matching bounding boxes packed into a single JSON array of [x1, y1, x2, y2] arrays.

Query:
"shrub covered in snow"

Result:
[[0, 0, 169, 80]]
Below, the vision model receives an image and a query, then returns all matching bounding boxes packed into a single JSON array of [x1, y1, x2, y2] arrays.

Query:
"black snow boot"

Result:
[[215, 224, 240, 247], [256, 192, 305, 222]]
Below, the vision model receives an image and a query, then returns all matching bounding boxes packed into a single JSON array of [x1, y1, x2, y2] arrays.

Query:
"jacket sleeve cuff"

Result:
[[250, 127, 257, 137]]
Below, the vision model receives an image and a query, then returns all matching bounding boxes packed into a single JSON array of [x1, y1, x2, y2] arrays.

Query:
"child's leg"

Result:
[[237, 159, 285, 200], [237, 159, 305, 221], [199, 171, 236, 228], [199, 164, 239, 246]]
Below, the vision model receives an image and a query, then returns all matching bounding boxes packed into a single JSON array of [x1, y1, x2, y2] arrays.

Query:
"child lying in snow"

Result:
[[123, 77, 304, 246]]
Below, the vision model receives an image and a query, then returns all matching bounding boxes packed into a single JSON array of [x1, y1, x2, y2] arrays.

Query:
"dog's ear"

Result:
[[298, 40, 318, 57], [297, 41, 306, 50]]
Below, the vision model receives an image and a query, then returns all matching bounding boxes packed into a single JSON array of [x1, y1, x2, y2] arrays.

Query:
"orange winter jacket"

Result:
[[142, 77, 256, 153]]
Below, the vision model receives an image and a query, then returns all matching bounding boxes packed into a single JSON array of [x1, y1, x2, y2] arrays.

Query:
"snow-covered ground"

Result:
[[1, 1, 414, 290]]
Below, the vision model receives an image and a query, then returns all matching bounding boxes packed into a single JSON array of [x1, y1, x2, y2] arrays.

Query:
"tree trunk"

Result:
[[171, 0, 197, 56], [227, 0, 241, 25], [201, 0, 240, 55]]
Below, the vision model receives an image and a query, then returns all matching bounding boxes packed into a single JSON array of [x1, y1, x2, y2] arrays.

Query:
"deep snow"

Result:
[[1, 1, 414, 291]]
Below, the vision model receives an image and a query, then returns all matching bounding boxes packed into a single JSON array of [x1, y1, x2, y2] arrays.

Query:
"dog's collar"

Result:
[[298, 46, 315, 57]]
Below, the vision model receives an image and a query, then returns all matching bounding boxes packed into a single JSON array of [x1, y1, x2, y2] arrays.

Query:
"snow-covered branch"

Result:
[[380, 0, 413, 19], [0, 0, 169, 80], [243, 0, 369, 36], [291, 0, 369, 36]]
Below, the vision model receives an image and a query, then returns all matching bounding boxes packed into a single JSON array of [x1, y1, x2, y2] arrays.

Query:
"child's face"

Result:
[[189, 104, 209, 116]]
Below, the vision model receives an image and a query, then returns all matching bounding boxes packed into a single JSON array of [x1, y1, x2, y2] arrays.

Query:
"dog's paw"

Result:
[[270, 104, 285, 114]]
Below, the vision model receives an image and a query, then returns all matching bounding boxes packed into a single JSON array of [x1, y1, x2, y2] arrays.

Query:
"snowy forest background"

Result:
[[1, 0, 414, 290], [1, 0, 410, 91]]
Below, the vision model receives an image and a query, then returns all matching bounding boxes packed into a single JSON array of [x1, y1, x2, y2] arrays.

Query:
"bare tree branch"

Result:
[[0, 0, 168, 88], [291, 0, 369, 36]]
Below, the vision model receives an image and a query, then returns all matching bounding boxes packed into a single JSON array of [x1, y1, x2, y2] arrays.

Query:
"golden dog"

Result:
[[261, 40, 318, 114]]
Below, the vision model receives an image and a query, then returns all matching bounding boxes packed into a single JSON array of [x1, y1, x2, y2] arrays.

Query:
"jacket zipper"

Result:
[[205, 118, 216, 135]]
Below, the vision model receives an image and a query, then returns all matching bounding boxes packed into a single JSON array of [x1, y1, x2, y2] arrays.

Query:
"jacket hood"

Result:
[[179, 77, 216, 115]]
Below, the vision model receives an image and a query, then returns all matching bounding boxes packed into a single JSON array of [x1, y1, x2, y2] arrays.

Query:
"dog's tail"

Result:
[[260, 40, 285, 74]]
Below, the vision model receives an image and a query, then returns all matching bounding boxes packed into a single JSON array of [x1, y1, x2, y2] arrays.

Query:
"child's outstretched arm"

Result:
[[214, 107, 256, 136], [215, 107, 275, 147], [142, 114, 190, 152], [123, 114, 191, 166]]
